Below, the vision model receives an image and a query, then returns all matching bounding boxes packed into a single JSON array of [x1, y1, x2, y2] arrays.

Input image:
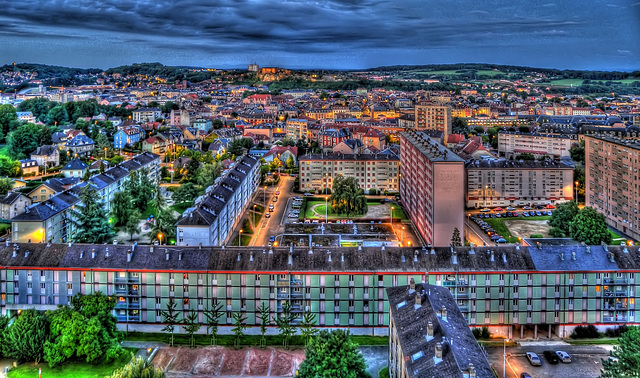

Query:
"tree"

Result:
[[4, 309, 48, 363], [111, 191, 134, 227], [549, 201, 579, 235], [275, 301, 296, 350], [95, 133, 111, 153], [150, 207, 177, 242], [6, 123, 53, 159], [231, 312, 247, 350], [299, 309, 318, 346], [298, 329, 367, 378], [515, 153, 535, 161], [172, 182, 198, 204], [329, 175, 368, 217], [451, 117, 469, 135], [0, 177, 12, 196], [196, 162, 222, 188], [601, 326, 640, 378], [285, 156, 295, 170], [0, 104, 19, 141], [71, 185, 115, 243], [570, 140, 585, 164], [212, 119, 224, 129], [160, 298, 180, 347], [450, 227, 462, 247], [152, 182, 165, 213], [125, 210, 141, 241], [227, 137, 253, 156], [110, 356, 165, 378], [0, 156, 20, 177], [185, 159, 201, 180], [0, 314, 9, 357], [17, 97, 55, 122], [46, 105, 69, 125], [203, 300, 223, 346], [570, 207, 613, 245], [182, 310, 201, 348], [257, 302, 270, 349], [124, 169, 154, 210]]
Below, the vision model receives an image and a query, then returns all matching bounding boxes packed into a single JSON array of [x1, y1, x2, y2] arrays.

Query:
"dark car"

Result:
[[543, 350, 560, 364], [520, 373, 532, 378]]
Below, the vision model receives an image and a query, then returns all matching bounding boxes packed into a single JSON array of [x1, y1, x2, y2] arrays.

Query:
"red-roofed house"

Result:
[[263, 146, 298, 165]]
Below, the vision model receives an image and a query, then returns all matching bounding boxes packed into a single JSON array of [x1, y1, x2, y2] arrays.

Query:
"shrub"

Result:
[[605, 325, 628, 338], [472, 328, 482, 339], [369, 188, 378, 195], [529, 234, 544, 238], [549, 227, 565, 238], [481, 326, 491, 339], [570, 325, 600, 339]]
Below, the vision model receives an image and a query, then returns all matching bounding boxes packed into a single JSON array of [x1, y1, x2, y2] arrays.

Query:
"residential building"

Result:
[[286, 118, 309, 139], [142, 135, 172, 155], [15, 111, 36, 123], [28, 177, 81, 203], [0, 243, 638, 340], [400, 130, 465, 246], [333, 139, 363, 154], [585, 135, 640, 240], [65, 134, 95, 157], [414, 104, 452, 140], [497, 132, 577, 159], [61, 158, 88, 179], [113, 126, 144, 149], [0, 192, 32, 222], [319, 128, 352, 150], [193, 118, 212, 133], [30, 145, 60, 167], [11, 152, 159, 244], [132, 107, 161, 123], [299, 153, 399, 193], [387, 281, 493, 378], [175, 155, 260, 246], [19, 160, 39, 176], [465, 160, 574, 208]]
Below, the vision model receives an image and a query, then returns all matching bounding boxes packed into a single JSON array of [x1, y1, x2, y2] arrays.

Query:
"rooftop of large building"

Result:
[[465, 159, 573, 170], [497, 131, 577, 139], [387, 282, 493, 378], [298, 153, 399, 162], [583, 135, 640, 151], [400, 130, 464, 163]]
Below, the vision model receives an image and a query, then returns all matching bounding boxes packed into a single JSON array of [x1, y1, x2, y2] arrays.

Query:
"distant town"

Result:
[[0, 61, 639, 377]]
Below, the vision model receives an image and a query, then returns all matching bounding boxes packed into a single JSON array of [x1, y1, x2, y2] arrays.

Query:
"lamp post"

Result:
[[253, 204, 256, 231], [390, 206, 394, 229], [104, 147, 107, 159], [401, 226, 404, 244], [503, 338, 509, 378], [484, 185, 488, 208], [264, 186, 267, 207], [574, 181, 579, 203], [239, 229, 243, 247], [158, 233, 163, 245], [325, 196, 328, 224], [170, 163, 174, 184]]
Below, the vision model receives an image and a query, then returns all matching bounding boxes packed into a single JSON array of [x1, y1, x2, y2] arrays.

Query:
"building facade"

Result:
[[465, 160, 574, 208], [585, 135, 640, 240], [285, 118, 309, 140], [400, 131, 465, 246], [414, 104, 452, 141], [1, 244, 639, 340], [299, 153, 400, 193], [497, 132, 577, 159], [132, 108, 161, 123], [175, 155, 260, 246]]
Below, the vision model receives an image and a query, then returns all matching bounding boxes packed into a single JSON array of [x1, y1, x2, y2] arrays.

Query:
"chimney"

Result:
[[269, 247, 273, 254], [105, 248, 109, 258], [435, 343, 443, 360], [150, 246, 154, 253], [91, 249, 96, 259], [328, 251, 332, 262], [469, 363, 476, 378], [427, 322, 434, 341], [430, 247, 435, 255], [560, 252, 564, 261], [12, 250, 17, 258], [165, 250, 170, 261], [452, 250, 458, 265], [237, 253, 241, 262], [415, 292, 422, 307], [441, 306, 447, 321], [571, 252, 577, 260], [586, 245, 591, 253], [127, 250, 132, 263], [414, 250, 418, 262], [490, 250, 495, 262], [308, 248, 313, 255], [179, 251, 183, 261], [80, 251, 84, 259], [250, 252, 254, 262], [198, 242, 202, 250], [5, 240, 9, 247], [502, 253, 507, 264], [287, 251, 293, 265], [409, 277, 416, 291]]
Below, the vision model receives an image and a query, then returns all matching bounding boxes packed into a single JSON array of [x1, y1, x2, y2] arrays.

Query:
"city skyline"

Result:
[[0, 0, 638, 71]]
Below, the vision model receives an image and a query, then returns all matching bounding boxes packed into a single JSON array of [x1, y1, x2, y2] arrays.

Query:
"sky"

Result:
[[0, 0, 638, 71]]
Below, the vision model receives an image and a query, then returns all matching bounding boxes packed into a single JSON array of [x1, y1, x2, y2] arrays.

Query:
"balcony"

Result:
[[604, 278, 627, 285], [604, 291, 627, 298], [604, 315, 627, 322], [443, 280, 468, 287]]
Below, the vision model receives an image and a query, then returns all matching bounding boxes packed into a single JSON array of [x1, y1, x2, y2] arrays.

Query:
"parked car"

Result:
[[535, 211, 542, 216], [480, 208, 491, 212], [556, 351, 571, 363], [273, 197, 278, 202], [275, 190, 280, 195], [543, 351, 559, 364], [304, 192, 313, 196], [523, 212, 530, 217], [507, 206, 516, 211], [520, 373, 532, 378], [523, 206, 532, 210], [496, 238, 507, 243], [494, 207, 504, 211], [265, 213, 271, 218], [269, 236, 275, 242], [526, 352, 541, 366]]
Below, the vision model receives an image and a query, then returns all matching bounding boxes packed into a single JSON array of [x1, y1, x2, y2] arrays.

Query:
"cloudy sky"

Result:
[[0, 0, 638, 71]]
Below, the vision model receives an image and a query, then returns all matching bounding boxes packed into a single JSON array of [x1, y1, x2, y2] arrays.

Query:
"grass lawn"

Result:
[[230, 234, 252, 246], [8, 352, 134, 378], [170, 201, 194, 215], [547, 78, 584, 86], [484, 219, 519, 243], [379, 367, 390, 378], [0, 223, 10, 236], [124, 331, 388, 347], [390, 202, 408, 220], [567, 338, 619, 345]]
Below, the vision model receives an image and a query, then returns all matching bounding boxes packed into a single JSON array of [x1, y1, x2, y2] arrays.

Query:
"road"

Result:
[[465, 218, 495, 246], [252, 176, 295, 247]]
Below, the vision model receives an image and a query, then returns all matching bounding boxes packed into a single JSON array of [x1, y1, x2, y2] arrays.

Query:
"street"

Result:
[[251, 175, 295, 247]]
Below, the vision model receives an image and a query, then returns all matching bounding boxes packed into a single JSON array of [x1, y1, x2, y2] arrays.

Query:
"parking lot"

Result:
[[486, 344, 610, 378]]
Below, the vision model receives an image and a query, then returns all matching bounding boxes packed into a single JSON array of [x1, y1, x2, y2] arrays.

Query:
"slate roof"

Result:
[[0, 192, 25, 205], [62, 158, 88, 171], [31, 145, 58, 157]]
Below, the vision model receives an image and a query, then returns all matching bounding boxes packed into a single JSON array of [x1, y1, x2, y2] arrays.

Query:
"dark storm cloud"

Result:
[[0, 0, 637, 70]]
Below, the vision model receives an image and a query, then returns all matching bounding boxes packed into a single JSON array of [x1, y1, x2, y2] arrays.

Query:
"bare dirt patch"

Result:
[[269, 348, 305, 377], [170, 347, 201, 372], [505, 220, 551, 238], [191, 346, 225, 375], [218, 348, 247, 376], [243, 347, 273, 376], [153, 347, 180, 371]]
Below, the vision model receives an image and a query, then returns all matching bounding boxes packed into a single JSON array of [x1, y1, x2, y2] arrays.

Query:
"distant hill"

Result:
[[0, 63, 101, 79], [104, 62, 219, 83]]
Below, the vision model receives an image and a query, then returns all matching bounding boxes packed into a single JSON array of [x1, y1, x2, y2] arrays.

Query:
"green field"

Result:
[[8, 353, 134, 378], [547, 78, 585, 86], [409, 69, 506, 77], [484, 219, 519, 243]]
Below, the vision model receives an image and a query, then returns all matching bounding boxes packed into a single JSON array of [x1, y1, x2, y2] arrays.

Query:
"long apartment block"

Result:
[[497, 131, 577, 159], [1, 243, 639, 338]]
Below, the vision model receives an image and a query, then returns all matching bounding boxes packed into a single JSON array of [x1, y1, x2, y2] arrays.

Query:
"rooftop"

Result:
[[299, 153, 399, 162], [465, 159, 573, 170], [400, 130, 464, 163]]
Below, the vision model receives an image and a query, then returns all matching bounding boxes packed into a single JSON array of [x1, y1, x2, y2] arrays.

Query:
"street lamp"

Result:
[[484, 185, 488, 208], [158, 233, 163, 245], [574, 181, 579, 203], [104, 147, 107, 159], [239, 229, 243, 247], [264, 186, 267, 207], [390, 206, 394, 229], [253, 204, 256, 231], [170, 163, 174, 184], [401, 226, 404, 244], [325, 196, 328, 224], [503, 338, 509, 378]]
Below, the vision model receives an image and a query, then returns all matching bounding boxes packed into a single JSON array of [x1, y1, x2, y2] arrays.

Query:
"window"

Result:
[[67, 283, 72, 290], [320, 288, 325, 294], [485, 287, 490, 294], [156, 297, 161, 304], [183, 298, 189, 305], [40, 270, 45, 277], [40, 283, 46, 289], [169, 285, 175, 292], [499, 287, 504, 293]]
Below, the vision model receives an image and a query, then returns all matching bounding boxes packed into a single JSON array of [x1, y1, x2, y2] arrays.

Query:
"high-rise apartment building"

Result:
[[400, 131, 464, 246], [585, 135, 640, 239], [414, 103, 452, 140], [497, 131, 577, 159]]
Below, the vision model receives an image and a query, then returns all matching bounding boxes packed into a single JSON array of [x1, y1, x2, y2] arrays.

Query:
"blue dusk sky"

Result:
[[0, 0, 638, 71]]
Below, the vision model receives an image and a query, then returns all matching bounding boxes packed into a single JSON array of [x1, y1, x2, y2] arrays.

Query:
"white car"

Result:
[[479, 208, 491, 212], [556, 351, 571, 363]]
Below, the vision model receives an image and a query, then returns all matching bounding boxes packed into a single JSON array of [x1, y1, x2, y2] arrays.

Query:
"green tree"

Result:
[[124, 169, 154, 210], [95, 133, 111, 153], [182, 310, 201, 348], [0, 177, 13, 195], [0, 314, 9, 357], [570, 140, 585, 164], [450, 227, 462, 247], [231, 312, 247, 350], [570, 207, 613, 245], [329, 175, 368, 217], [17, 97, 55, 122], [110, 356, 165, 378], [152, 182, 165, 213], [196, 162, 222, 188], [285, 156, 295, 170], [299, 309, 318, 346], [160, 298, 180, 347], [257, 302, 270, 349], [203, 300, 223, 346], [601, 326, 640, 378], [71, 185, 115, 243], [110, 191, 134, 227], [487, 127, 500, 149], [172, 182, 198, 204], [212, 119, 224, 129], [0, 104, 20, 140], [150, 207, 177, 243], [6, 123, 53, 159], [125, 210, 141, 241], [46, 105, 69, 125], [275, 301, 296, 350], [4, 309, 48, 363], [227, 137, 253, 156], [0, 156, 20, 177], [515, 153, 535, 161], [298, 329, 367, 378], [451, 117, 469, 135], [549, 201, 579, 235]]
